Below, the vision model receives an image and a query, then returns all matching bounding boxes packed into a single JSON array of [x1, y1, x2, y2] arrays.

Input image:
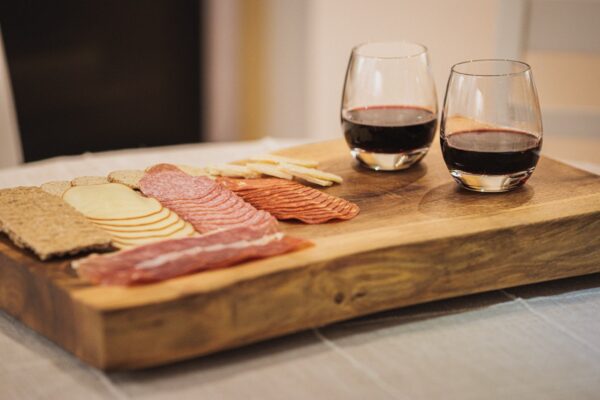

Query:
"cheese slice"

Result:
[[96, 210, 178, 232], [63, 183, 163, 220], [95, 207, 171, 227], [109, 218, 186, 240], [112, 223, 196, 249]]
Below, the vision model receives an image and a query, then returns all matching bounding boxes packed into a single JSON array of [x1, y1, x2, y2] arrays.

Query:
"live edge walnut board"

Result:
[[1, 139, 599, 370]]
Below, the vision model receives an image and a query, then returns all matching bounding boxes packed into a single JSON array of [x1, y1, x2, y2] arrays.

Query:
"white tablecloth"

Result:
[[1, 138, 599, 400]]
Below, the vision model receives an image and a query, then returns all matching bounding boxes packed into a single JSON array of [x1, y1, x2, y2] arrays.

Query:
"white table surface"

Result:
[[1, 138, 599, 400]]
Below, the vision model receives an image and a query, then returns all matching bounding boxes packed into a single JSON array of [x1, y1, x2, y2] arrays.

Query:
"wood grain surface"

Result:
[[0, 139, 599, 370]]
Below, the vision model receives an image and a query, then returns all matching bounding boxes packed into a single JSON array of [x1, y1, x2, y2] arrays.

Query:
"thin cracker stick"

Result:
[[249, 154, 319, 168]]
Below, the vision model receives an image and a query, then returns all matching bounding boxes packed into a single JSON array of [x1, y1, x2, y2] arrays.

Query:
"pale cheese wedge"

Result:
[[94, 207, 171, 227], [278, 163, 343, 184], [249, 154, 319, 168], [246, 163, 293, 180], [96, 211, 179, 232], [63, 183, 163, 220]]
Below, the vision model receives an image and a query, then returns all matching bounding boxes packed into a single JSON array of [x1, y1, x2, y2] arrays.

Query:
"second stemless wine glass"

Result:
[[341, 41, 438, 171], [441, 59, 543, 192]]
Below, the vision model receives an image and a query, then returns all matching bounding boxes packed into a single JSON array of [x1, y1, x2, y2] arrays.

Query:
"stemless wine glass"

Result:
[[441, 59, 543, 192], [341, 41, 438, 171]]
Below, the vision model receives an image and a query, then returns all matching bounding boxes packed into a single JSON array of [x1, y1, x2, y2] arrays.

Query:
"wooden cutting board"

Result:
[[1, 139, 599, 370]]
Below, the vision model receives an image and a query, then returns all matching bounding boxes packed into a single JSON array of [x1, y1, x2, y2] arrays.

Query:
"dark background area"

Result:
[[0, 0, 202, 162]]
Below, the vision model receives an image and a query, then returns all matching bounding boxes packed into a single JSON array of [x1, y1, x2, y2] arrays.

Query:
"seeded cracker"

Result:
[[40, 180, 72, 197], [108, 169, 145, 189], [71, 176, 110, 186], [0, 187, 112, 260]]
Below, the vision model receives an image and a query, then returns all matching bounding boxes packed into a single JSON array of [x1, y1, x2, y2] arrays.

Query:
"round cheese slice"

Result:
[[95, 207, 171, 227], [63, 183, 162, 220], [109, 218, 186, 240], [96, 210, 179, 232], [112, 223, 196, 249]]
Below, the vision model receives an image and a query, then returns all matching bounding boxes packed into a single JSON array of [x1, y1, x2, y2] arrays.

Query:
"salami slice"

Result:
[[217, 178, 360, 224], [140, 164, 279, 234]]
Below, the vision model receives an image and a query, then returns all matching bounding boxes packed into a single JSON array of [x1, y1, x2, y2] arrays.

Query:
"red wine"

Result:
[[441, 129, 542, 175], [342, 106, 437, 154]]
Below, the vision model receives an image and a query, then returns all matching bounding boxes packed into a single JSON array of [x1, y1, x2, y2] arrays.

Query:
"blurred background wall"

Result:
[[1, 0, 202, 164], [1, 0, 599, 167], [207, 0, 600, 163]]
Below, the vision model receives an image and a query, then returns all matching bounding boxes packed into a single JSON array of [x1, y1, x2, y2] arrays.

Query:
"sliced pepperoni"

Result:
[[217, 177, 360, 224]]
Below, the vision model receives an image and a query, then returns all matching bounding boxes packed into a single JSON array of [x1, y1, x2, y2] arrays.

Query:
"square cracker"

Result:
[[0, 187, 112, 260], [107, 169, 145, 190], [40, 180, 71, 197], [71, 176, 110, 186]]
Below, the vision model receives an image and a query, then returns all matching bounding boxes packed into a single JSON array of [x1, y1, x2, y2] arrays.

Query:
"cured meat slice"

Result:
[[74, 224, 312, 285], [142, 164, 216, 200], [217, 178, 360, 224], [140, 164, 279, 234]]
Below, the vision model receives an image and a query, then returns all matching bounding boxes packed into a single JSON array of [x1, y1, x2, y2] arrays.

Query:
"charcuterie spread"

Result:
[[0, 155, 359, 286]]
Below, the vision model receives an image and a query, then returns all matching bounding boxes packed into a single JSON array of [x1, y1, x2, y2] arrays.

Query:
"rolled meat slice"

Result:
[[74, 224, 312, 285]]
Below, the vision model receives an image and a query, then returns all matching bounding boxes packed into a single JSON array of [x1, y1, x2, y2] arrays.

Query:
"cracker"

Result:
[[108, 169, 145, 190], [0, 187, 112, 260], [279, 163, 343, 183], [249, 154, 319, 168], [40, 181, 72, 197], [292, 173, 333, 187], [246, 163, 293, 180], [71, 176, 110, 186], [208, 164, 261, 178]]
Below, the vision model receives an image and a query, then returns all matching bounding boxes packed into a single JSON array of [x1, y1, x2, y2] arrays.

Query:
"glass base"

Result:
[[449, 168, 535, 192], [351, 147, 429, 171]]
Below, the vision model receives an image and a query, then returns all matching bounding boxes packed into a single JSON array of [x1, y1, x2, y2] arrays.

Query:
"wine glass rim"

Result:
[[352, 41, 428, 59], [451, 59, 531, 77]]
